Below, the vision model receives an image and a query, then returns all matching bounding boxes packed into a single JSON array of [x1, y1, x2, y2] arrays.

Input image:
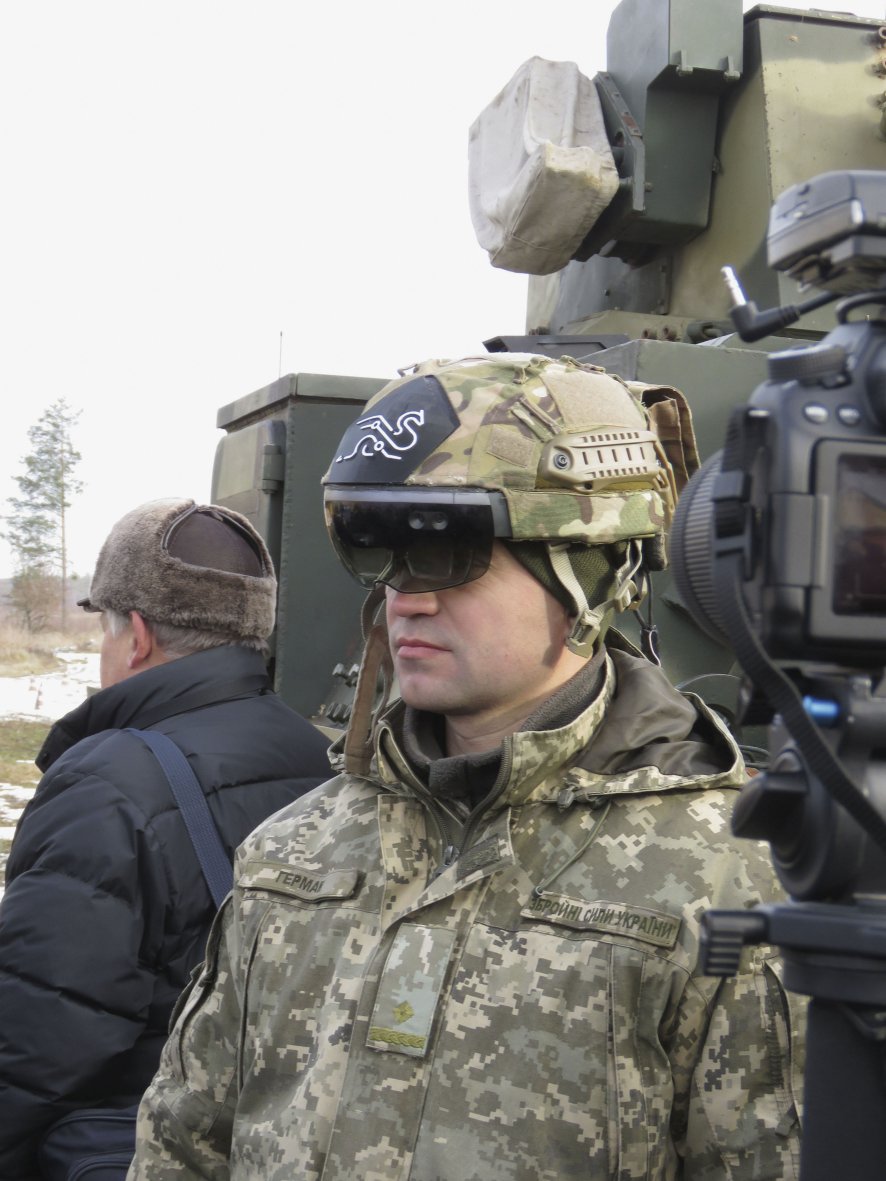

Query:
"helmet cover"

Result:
[[323, 353, 680, 548]]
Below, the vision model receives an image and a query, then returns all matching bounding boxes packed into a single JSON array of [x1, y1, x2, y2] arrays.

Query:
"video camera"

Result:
[[670, 170, 886, 1181], [674, 170, 886, 665]]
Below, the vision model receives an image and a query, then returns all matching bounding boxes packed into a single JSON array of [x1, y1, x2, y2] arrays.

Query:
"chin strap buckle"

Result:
[[549, 540, 649, 659]]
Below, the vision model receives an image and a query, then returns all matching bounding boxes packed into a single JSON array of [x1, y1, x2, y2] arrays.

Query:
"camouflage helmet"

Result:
[[322, 353, 694, 656]]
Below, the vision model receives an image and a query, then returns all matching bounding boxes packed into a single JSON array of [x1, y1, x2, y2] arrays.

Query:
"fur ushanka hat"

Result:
[[78, 498, 277, 640]]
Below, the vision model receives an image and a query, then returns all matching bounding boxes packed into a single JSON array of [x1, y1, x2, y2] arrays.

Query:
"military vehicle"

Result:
[[210, 0, 886, 734]]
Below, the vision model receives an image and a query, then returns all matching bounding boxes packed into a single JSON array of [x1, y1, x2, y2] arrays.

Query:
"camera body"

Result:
[[731, 324, 886, 663], [673, 171, 886, 669]]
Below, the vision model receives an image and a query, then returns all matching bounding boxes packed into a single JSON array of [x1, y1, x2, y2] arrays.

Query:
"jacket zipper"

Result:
[[440, 741, 516, 876], [379, 722, 514, 879], [462, 740, 513, 848]]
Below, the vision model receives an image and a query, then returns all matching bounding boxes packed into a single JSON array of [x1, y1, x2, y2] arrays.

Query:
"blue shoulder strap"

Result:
[[126, 728, 232, 908]]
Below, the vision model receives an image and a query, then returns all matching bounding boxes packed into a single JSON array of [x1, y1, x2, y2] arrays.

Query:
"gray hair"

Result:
[[104, 607, 268, 659]]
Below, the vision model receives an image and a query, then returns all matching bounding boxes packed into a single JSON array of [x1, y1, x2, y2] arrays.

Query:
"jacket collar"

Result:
[[373, 654, 614, 804], [369, 644, 743, 809], [36, 645, 271, 772]]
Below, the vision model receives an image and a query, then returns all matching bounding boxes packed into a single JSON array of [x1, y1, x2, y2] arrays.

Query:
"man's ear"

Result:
[[127, 610, 155, 670]]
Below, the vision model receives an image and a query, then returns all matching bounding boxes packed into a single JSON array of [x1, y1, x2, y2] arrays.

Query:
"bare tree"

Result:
[[7, 569, 59, 633]]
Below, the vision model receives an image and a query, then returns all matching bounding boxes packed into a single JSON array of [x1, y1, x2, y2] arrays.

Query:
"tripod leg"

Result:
[[799, 998, 886, 1181]]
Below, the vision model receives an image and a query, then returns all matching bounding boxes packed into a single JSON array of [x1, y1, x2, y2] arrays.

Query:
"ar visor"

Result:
[[324, 488, 512, 593]]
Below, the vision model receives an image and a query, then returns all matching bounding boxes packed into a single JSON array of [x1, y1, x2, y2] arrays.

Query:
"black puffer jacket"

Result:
[[0, 645, 331, 1180]]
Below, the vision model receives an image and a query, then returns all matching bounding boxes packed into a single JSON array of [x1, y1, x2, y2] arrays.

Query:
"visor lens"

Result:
[[325, 496, 497, 593]]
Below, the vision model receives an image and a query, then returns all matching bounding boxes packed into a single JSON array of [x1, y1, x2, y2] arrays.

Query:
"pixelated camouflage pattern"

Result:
[[323, 354, 690, 548], [130, 648, 803, 1181]]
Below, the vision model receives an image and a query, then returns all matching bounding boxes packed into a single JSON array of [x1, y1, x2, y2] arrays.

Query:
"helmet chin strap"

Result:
[[547, 540, 648, 659], [343, 583, 394, 776], [343, 541, 652, 767]]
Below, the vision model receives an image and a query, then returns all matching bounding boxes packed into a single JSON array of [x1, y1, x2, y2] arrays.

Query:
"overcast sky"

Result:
[[0, 0, 863, 579]]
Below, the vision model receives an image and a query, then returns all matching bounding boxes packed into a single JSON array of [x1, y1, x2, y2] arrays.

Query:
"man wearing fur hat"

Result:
[[0, 499, 331, 1180], [132, 359, 803, 1180]]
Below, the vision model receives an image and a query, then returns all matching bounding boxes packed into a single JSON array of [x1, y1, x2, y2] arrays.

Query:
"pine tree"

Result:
[[4, 399, 84, 631]]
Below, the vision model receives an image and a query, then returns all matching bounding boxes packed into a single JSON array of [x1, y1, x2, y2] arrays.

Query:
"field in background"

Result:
[[0, 718, 48, 787], [0, 573, 100, 674], [0, 605, 102, 881], [0, 613, 101, 677]]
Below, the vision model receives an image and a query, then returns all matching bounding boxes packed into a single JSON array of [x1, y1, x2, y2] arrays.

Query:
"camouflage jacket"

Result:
[[131, 647, 804, 1180]]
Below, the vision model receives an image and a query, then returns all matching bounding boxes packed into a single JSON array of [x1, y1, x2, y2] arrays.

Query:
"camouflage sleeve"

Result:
[[128, 904, 239, 1180], [670, 947, 805, 1180]]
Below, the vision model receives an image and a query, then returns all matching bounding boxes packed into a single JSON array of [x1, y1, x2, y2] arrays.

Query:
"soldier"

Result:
[[131, 357, 803, 1179]]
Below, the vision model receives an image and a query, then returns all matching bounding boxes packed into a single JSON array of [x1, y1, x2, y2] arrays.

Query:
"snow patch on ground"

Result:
[[0, 650, 99, 720], [1, 651, 99, 887]]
